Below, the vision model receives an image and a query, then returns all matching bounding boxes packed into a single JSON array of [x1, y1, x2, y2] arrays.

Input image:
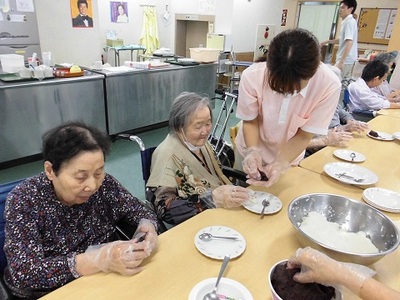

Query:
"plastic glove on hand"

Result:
[[133, 219, 158, 255], [242, 147, 263, 180], [246, 161, 282, 187], [85, 240, 150, 275], [343, 120, 369, 134], [212, 185, 253, 208], [287, 247, 376, 293], [326, 129, 353, 147]]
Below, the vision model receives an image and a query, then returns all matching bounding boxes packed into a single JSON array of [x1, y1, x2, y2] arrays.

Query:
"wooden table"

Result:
[[40, 167, 400, 300], [300, 115, 400, 192], [377, 109, 400, 119]]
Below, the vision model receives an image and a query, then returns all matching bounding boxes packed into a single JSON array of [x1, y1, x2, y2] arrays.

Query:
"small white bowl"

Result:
[[188, 277, 253, 300]]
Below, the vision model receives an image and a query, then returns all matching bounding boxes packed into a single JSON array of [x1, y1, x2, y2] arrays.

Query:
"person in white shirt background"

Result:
[[348, 59, 400, 112], [321, 0, 358, 79]]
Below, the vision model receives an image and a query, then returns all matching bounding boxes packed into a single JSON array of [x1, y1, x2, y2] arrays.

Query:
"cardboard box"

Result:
[[0, 54, 25, 73], [106, 39, 124, 47], [189, 48, 220, 63]]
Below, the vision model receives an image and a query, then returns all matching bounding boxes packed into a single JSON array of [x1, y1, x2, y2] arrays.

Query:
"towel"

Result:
[[140, 6, 160, 55]]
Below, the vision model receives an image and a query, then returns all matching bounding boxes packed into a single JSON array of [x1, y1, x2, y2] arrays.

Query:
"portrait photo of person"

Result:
[[71, 0, 94, 28], [111, 2, 129, 23]]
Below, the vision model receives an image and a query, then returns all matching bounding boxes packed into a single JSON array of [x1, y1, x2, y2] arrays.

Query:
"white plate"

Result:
[[242, 191, 282, 215], [363, 188, 400, 213], [333, 149, 366, 163], [194, 226, 246, 260], [393, 132, 400, 141], [188, 277, 253, 300], [367, 130, 394, 141], [323, 162, 378, 185]]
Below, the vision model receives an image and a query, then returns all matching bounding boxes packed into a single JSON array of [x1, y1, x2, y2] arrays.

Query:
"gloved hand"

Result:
[[242, 147, 263, 181], [132, 218, 158, 255], [84, 240, 150, 275], [325, 128, 353, 147], [287, 247, 376, 295], [245, 161, 283, 187], [341, 120, 369, 134], [212, 185, 253, 208]]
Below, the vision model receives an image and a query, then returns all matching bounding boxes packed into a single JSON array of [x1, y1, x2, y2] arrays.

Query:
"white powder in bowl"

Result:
[[300, 211, 379, 254]]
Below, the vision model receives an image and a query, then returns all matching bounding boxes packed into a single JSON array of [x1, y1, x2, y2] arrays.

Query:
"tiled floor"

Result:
[[0, 97, 240, 201]]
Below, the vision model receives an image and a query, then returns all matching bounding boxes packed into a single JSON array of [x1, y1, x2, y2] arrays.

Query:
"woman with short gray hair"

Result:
[[147, 92, 252, 225]]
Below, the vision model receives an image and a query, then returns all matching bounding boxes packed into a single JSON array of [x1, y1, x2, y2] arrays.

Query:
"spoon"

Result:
[[203, 255, 230, 300], [350, 152, 356, 162], [199, 232, 239, 242], [260, 199, 270, 219]]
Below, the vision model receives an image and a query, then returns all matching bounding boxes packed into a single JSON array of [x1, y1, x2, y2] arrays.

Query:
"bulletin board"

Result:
[[358, 8, 397, 45]]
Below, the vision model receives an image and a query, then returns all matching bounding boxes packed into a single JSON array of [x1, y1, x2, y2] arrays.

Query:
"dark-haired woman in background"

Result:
[[4, 122, 158, 298], [235, 28, 341, 187]]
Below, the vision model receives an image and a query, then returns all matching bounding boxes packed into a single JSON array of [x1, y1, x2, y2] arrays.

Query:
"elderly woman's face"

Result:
[[183, 106, 212, 148], [44, 150, 105, 206]]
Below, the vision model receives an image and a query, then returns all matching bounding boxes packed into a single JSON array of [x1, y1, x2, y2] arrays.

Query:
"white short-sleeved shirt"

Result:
[[337, 14, 358, 65], [348, 77, 390, 111], [236, 62, 341, 165]]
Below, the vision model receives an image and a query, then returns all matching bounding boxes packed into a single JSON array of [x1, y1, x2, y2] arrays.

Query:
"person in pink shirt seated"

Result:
[[235, 28, 341, 187]]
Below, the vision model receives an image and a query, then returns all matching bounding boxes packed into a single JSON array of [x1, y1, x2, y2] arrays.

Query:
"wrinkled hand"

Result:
[[326, 128, 352, 147], [342, 120, 369, 134], [212, 185, 253, 208], [84, 240, 151, 275], [287, 247, 376, 293], [246, 161, 283, 187], [242, 147, 263, 180], [133, 219, 158, 255]]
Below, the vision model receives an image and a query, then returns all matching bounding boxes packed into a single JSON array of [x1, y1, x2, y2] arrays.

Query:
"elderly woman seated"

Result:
[[146, 92, 252, 225], [4, 121, 158, 299]]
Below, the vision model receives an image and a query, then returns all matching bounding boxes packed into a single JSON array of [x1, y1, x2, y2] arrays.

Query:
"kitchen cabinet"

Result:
[[0, 74, 106, 165], [100, 63, 217, 135]]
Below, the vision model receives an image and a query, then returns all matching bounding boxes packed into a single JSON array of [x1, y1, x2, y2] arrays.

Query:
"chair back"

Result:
[[343, 88, 351, 110], [0, 179, 24, 273], [140, 147, 156, 184]]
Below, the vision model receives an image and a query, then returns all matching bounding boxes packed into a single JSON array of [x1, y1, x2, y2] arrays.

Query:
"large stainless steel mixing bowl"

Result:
[[288, 193, 400, 265]]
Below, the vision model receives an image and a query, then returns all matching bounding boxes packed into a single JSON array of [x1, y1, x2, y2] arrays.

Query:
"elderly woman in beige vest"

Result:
[[147, 92, 252, 225]]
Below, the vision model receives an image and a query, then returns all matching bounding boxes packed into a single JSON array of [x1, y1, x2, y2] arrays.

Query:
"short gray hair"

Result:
[[374, 51, 399, 65], [169, 92, 212, 133]]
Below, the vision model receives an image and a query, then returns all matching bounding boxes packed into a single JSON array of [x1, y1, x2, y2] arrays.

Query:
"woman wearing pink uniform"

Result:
[[235, 28, 341, 187]]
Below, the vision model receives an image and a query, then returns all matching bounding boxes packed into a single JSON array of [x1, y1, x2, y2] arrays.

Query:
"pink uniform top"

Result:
[[236, 62, 341, 165]]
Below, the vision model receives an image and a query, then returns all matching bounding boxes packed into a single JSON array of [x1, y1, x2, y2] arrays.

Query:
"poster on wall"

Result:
[[110, 2, 129, 23], [71, 0, 94, 28], [253, 24, 276, 61]]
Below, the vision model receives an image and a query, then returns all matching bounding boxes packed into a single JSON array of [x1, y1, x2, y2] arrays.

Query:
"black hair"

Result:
[[42, 121, 111, 175], [361, 60, 389, 82], [77, 0, 88, 9], [340, 0, 357, 14], [267, 28, 321, 95]]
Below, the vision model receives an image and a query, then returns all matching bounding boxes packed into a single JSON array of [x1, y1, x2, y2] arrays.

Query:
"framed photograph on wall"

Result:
[[71, 0, 94, 28], [110, 2, 129, 23]]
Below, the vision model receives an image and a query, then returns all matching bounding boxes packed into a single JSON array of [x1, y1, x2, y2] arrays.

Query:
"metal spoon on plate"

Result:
[[260, 199, 270, 219], [203, 255, 230, 300], [199, 233, 239, 242]]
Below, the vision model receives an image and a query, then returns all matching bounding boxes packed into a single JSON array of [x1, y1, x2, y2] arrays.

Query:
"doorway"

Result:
[[175, 14, 215, 57]]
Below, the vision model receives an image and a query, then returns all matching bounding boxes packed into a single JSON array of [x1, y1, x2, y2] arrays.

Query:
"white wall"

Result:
[[35, 0, 283, 66]]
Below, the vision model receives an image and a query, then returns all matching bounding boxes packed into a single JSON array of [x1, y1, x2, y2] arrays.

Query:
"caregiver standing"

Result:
[[235, 28, 341, 187]]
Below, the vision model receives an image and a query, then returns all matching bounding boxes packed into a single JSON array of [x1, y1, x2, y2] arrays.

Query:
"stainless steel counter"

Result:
[[100, 63, 217, 135], [0, 73, 106, 164]]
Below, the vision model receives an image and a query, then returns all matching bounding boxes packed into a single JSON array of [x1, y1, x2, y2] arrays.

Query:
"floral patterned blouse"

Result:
[[3, 172, 158, 298]]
